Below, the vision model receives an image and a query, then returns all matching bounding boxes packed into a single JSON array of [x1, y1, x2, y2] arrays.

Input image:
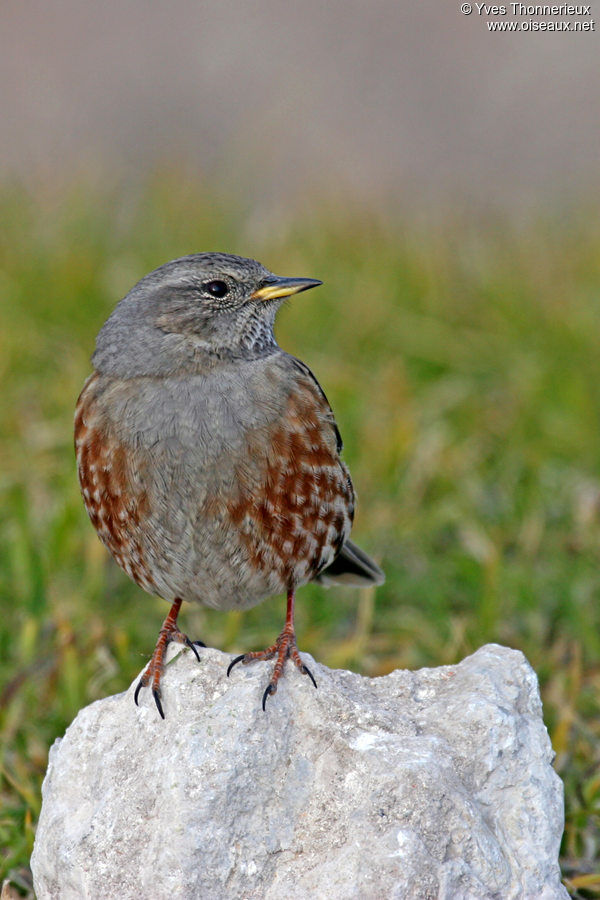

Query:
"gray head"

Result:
[[92, 252, 322, 377]]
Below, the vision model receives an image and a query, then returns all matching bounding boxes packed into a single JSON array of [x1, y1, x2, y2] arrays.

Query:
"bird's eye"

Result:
[[204, 280, 229, 298]]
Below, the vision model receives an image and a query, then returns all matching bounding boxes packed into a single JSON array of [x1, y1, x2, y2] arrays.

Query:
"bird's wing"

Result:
[[286, 356, 385, 589], [287, 355, 344, 455]]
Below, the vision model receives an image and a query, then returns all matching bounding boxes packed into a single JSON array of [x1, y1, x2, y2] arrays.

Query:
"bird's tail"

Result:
[[314, 539, 385, 587]]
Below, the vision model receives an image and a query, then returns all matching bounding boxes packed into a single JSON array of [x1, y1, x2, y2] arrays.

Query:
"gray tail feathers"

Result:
[[314, 539, 385, 587]]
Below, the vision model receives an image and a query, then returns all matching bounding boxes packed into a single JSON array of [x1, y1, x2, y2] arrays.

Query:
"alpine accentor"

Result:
[[75, 253, 384, 717]]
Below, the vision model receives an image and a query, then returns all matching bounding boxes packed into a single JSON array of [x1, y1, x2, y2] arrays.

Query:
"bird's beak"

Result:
[[251, 275, 323, 302]]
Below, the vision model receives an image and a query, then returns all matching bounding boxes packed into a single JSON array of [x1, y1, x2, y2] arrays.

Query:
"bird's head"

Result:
[[92, 252, 322, 377]]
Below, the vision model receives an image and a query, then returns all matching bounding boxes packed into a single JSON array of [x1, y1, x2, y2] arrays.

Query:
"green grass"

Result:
[[1, 176, 599, 896]]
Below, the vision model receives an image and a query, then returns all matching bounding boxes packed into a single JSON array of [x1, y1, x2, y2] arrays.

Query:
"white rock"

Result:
[[31, 643, 567, 899]]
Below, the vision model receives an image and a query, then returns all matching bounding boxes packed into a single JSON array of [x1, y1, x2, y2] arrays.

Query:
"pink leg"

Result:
[[134, 598, 203, 719], [227, 589, 317, 710]]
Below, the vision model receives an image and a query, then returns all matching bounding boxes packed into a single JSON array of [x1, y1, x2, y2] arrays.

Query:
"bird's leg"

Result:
[[227, 588, 317, 710], [134, 597, 203, 719]]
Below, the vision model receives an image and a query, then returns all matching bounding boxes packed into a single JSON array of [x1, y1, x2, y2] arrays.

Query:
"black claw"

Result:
[[227, 654, 246, 677], [193, 639, 206, 648], [262, 683, 276, 711], [152, 688, 165, 719], [134, 678, 144, 707], [302, 665, 318, 690], [186, 637, 202, 663]]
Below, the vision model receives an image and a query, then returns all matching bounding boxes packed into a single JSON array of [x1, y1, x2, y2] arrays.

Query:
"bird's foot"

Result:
[[134, 598, 204, 719], [227, 625, 317, 710]]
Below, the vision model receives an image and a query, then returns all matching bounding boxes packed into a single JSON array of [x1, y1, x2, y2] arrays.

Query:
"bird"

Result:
[[74, 252, 385, 717]]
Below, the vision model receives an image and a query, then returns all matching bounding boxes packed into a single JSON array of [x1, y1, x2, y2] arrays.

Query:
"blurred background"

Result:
[[1, 1, 599, 895]]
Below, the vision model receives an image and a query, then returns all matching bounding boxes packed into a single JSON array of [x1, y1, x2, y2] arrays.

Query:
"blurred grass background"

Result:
[[1, 175, 599, 896]]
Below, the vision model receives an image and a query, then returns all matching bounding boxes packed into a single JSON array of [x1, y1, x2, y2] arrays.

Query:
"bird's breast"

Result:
[[74, 355, 354, 603]]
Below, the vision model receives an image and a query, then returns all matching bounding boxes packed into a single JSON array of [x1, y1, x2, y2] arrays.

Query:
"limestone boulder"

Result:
[[31, 643, 567, 899]]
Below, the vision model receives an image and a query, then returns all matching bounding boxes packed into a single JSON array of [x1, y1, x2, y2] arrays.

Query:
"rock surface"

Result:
[[31, 643, 567, 899]]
